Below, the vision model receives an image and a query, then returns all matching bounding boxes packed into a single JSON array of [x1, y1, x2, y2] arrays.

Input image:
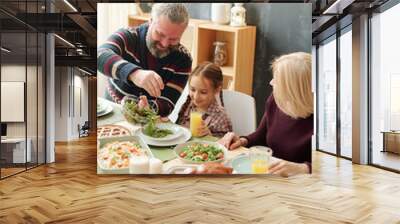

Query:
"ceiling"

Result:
[[310, 0, 390, 43], [0, 0, 98, 74]]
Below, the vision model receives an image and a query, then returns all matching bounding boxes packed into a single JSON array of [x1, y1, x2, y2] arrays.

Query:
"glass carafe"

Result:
[[213, 41, 228, 66]]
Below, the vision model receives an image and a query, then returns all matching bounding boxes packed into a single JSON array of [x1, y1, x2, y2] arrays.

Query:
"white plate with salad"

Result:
[[139, 125, 191, 147], [140, 122, 183, 142]]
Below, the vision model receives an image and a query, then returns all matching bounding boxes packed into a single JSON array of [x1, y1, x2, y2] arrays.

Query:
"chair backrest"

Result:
[[82, 121, 90, 129], [222, 90, 256, 136]]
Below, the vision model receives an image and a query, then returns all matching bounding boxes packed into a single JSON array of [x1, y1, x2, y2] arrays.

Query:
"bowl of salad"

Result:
[[121, 96, 158, 125], [174, 141, 227, 164]]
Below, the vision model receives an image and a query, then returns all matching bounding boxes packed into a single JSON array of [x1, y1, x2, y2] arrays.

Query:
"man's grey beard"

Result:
[[146, 29, 178, 58]]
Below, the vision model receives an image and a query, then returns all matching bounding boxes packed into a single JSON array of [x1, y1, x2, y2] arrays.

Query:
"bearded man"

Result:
[[97, 3, 191, 116]]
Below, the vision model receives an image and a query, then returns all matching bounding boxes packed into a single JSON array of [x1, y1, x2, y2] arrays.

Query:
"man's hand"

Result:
[[138, 95, 149, 109], [129, 69, 164, 97]]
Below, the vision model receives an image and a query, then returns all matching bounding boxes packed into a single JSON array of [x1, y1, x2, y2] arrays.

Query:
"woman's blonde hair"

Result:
[[271, 52, 313, 119]]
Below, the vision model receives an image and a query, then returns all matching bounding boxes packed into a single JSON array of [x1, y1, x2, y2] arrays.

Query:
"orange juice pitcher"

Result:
[[190, 111, 203, 137]]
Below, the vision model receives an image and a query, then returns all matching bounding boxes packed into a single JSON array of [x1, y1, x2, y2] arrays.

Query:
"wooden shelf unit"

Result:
[[128, 14, 256, 95]]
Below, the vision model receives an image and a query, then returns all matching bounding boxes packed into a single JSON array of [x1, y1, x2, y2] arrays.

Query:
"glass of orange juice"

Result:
[[249, 146, 273, 174], [190, 111, 203, 137]]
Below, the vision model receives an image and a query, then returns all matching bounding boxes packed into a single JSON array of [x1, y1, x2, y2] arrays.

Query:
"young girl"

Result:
[[177, 62, 232, 137]]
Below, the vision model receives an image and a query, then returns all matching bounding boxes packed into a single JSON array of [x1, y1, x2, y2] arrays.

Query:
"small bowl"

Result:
[[121, 96, 158, 125], [174, 140, 227, 164]]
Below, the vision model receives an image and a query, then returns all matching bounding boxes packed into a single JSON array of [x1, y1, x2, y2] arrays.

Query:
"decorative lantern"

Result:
[[230, 3, 246, 27]]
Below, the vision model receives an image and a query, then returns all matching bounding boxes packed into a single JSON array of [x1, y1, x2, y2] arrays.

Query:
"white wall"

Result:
[[1, 65, 32, 137], [1, 63, 46, 164], [54, 67, 89, 141], [312, 45, 316, 151], [97, 3, 139, 98], [55, 66, 68, 141]]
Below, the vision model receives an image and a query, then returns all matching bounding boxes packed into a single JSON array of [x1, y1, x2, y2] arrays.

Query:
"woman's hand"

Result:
[[218, 132, 248, 150], [197, 120, 211, 137], [268, 160, 309, 177]]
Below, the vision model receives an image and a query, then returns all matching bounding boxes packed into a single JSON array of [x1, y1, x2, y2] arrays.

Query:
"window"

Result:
[[317, 36, 337, 154], [339, 28, 352, 158], [0, 1, 47, 179], [370, 2, 400, 171]]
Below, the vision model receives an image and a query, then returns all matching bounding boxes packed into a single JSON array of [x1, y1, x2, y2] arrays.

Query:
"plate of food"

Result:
[[174, 141, 227, 164], [97, 135, 153, 173], [97, 125, 131, 139], [140, 122, 183, 142], [229, 147, 276, 174], [164, 164, 200, 174], [139, 125, 191, 147], [121, 96, 158, 125], [97, 103, 106, 114], [229, 154, 252, 174], [165, 163, 233, 174], [97, 98, 113, 117]]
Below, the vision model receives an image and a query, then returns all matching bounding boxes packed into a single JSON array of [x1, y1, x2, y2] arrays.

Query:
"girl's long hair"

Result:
[[177, 62, 224, 121]]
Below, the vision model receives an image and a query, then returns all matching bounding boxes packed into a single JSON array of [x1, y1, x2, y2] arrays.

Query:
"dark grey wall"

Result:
[[185, 3, 311, 123]]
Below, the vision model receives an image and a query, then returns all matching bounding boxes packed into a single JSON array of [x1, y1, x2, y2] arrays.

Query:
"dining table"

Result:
[[97, 98, 270, 174]]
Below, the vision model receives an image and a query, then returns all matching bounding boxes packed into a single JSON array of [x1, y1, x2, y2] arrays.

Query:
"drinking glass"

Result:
[[249, 146, 273, 174], [190, 111, 203, 137]]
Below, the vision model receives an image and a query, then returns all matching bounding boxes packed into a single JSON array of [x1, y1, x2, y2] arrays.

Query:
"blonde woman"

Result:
[[219, 52, 313, 177]]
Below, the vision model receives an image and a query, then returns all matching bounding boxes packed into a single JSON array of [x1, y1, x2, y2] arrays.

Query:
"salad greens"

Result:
[[179, 143, 224, 162], [122, 98, 158, 125], [143, 120, 173, 138]]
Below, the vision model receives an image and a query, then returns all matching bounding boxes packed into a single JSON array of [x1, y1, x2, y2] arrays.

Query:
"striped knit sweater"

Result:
[[97, 23, 192, 116]]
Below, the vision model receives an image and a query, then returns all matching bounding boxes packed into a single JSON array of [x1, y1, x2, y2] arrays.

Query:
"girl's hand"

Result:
[[268, 160, 309, 177], [197, 120, 211, 137], [218, 132, 248, 150]]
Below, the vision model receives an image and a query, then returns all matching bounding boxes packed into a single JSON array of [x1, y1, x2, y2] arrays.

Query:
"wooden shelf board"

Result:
[[128, 13, 150, 21], [221, 66, 234, 77], [198, 23, 255, 32]]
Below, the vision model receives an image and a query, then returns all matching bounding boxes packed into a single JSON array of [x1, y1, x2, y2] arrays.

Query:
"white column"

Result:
[[352, 14, 369, 164], [46, 33, 55, 163]]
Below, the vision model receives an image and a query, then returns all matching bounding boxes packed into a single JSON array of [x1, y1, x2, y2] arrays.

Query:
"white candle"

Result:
[[129, 156, 149, 174], [149, 158, 163, 174]]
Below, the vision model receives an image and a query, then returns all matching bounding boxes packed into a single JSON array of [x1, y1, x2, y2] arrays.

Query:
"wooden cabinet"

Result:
[[195, 23, 256, 95], [128, 14, 256, 95], [382, 131, 400, 154]]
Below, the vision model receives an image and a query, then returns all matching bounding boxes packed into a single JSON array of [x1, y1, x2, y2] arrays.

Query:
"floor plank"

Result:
[[0, 135, 399, 223]]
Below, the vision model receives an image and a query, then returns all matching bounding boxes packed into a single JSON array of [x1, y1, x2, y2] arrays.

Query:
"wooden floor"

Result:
[[1, 135, 400, 224], [1, 167, 25, 177], [372, 150, 400, 171]]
